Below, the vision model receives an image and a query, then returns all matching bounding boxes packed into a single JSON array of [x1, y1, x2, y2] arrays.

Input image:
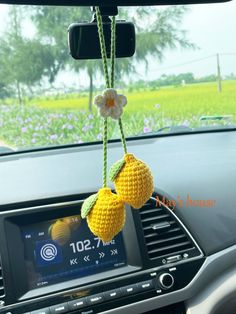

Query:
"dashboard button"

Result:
[[137, 280, 154, 291], [104, 288, 122, 300], [122, 284, 137, 295], [68, 298, 87, 310], [159, 273, 174, 290], [87, 293, 104, 305], [50, 303, 68, 314], [31, 308, 50, 314]]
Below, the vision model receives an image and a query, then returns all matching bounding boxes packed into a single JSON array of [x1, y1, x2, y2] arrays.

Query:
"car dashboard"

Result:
[[0, 130, 236, 314]]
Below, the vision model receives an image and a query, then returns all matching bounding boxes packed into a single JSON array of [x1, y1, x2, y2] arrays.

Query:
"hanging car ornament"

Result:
[[81, 7, 154, 242]]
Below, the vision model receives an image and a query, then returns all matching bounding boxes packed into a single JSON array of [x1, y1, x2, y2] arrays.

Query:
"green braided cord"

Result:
[[118, 118, 127, 153], [110, 15, 128, 154], [96, 7, 110, 88], [103, 117, 108, 187], [110, 16, 116, 89], [96, 8, 128, 186], [96, 7, 110, 187]]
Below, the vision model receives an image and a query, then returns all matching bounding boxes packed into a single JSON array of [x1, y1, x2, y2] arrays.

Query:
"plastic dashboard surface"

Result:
[[0, 130, 236, 256]]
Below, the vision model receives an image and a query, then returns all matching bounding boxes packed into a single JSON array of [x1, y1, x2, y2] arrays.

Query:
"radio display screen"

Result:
[[21, 215, 126, 289]]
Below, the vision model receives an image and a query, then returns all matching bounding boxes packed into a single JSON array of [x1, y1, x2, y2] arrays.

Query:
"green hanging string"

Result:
[[96, 7, 109, 188], [102, 117, 108, 187], [95, 7, 128, 187], [118, 118, 127, 154], [96, 7, 110, 88], [110, 15, 128, 154], [110, 16, 115, 89]]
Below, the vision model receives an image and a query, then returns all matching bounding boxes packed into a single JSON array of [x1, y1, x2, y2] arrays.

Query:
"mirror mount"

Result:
[[68, 5, 135, 59]]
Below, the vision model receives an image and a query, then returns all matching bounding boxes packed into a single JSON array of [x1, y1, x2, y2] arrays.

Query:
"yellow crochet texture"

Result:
[[114, 153, 154, 209], [87, 188, 126, 242]]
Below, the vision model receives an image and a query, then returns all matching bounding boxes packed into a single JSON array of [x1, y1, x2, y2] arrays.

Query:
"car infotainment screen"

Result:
[[21, 214, 126, 289]]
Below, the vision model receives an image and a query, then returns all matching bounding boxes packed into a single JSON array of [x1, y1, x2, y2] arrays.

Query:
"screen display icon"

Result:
[[40, 243, 57, 261], [35, 240, 62, 267]]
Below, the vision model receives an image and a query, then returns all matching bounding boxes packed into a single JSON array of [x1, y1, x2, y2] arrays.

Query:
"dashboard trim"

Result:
[[2, 239, 235, 314], [186, 264, 236, 314], [100, 244, 236, 313]]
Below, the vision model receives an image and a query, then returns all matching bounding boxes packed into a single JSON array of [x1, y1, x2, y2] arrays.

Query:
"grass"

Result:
[[35, 80, 236, 115], [0, 80, 236, 150]]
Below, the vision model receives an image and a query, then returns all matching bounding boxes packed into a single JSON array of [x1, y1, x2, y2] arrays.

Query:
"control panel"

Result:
[[0, 259, 204, 314], [0, 196, 204, 314]]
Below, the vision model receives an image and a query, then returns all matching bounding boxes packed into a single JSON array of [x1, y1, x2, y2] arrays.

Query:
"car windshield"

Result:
[[0, 2, 236, 153]]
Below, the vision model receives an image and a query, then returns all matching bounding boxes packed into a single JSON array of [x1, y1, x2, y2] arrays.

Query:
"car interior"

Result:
[[0, 0, 236, 313]]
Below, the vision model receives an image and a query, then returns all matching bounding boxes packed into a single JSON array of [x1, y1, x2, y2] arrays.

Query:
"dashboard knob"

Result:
[[158, 273, 174, 290]]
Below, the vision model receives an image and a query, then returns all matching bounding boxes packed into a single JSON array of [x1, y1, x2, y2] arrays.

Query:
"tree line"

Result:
[[128, 72, 236, 91]]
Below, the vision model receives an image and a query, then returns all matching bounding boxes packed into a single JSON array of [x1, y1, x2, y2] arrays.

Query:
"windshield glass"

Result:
[[0, 2, 236, 152]]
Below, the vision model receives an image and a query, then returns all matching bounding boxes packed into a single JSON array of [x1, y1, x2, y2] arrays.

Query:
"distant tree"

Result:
[[146, 72, 195, 88], [27, 5, 194, 110], [225, 72, 236, 80], [0, 7, 56, 104], [28, 6, 94, 107], [71, 59, 104, 111], [178, 73, 195, 84], [195, 74, 217, 83], [0, 6, 196, 107], [126, 6, 195, 65], [0, 82, 11, 100]]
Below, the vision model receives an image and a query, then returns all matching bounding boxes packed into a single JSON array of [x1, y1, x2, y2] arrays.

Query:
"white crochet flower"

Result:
[[94, 88, 127, 120]]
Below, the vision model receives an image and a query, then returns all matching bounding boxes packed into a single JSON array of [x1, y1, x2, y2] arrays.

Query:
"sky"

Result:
[[146, 1, 236, 79], [0, 1, 236, 88]]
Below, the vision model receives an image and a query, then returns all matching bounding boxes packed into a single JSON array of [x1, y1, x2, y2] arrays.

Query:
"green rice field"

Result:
[[0, 80, 235, 150]]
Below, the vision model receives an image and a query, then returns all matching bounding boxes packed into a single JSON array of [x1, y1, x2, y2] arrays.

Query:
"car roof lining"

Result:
[[0, 0, 231, 6]]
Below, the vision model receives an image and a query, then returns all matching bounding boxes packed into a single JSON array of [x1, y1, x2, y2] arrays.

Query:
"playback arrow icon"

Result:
[[99, 252, 105, 259], [84, 255, 90, 262], [110, 249, 118, 255]]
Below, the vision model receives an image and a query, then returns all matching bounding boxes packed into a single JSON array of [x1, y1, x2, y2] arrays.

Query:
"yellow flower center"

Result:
[[106, 98, 115, 108]]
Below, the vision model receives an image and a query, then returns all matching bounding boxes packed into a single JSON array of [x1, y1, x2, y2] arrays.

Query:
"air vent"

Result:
[[0, 256, 5, 302], [139, 197, 202, 262]]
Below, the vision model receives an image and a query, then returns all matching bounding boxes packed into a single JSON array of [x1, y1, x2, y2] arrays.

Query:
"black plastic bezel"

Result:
[[3, 200, 142, 303]]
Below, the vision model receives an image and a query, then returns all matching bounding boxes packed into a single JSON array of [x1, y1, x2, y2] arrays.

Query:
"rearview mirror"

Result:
[[68, 20, 135, 59]]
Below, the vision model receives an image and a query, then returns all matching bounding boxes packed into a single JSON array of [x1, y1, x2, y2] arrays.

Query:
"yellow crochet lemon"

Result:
[[50, 219, 71, 246], [87, 188, 126, 242], [112, 153, 154, 209]]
